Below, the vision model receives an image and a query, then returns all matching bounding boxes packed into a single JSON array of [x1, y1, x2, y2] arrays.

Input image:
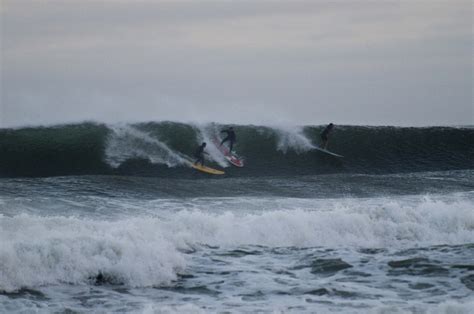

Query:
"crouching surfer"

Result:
[[194, 142, 209, 166]]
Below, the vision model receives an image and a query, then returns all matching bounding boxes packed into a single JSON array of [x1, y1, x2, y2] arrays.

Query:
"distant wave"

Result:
[[0, 121, 473, 177]]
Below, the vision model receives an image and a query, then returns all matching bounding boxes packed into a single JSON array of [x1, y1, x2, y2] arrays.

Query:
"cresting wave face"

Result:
[[0, 121, 473, 177]]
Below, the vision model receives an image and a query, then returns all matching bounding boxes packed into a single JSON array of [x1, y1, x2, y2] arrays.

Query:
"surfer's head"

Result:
[[202, 142, 207, 147]]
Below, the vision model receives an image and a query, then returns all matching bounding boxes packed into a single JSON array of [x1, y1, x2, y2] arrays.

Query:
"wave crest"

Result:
[[0, 122, 473, 177]]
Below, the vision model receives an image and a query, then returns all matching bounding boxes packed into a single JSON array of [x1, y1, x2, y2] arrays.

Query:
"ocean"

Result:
[[1, 122, 473, 313]]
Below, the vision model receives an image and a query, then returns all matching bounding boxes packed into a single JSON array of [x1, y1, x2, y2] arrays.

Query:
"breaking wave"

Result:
[[1, 196, 473, 292], [0, 121, 472, 177]]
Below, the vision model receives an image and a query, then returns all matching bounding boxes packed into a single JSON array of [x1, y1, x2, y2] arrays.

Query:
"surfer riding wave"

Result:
[[194, 142, 208, 166], [220, 127, 236, 152], [320, 123, 334, 149]]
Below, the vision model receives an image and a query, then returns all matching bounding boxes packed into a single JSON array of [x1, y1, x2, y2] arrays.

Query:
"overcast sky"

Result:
[[1, 0, 472, 127]]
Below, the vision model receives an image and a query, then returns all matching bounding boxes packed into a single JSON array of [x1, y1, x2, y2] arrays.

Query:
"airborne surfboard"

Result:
[[191, 163, 225, 175], [212, 137, 244, 167]]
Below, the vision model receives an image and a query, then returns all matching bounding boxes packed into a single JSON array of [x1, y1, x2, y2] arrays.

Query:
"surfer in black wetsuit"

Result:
[[194, 142, 208, 166], [320, 123, 334, 149], [220, 127, 236, 152]]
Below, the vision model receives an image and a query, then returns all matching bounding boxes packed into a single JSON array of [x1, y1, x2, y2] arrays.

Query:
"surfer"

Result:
[[194, 142, 208, 166], [320, 123, 334, 149], [220, 127, 236, 152]]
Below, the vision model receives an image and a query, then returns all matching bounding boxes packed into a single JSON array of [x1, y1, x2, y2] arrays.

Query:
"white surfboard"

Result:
[[313, 146, 344, 158]]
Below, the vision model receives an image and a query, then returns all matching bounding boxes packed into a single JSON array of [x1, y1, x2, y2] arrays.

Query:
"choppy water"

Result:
[[1, 123, 473, 313]]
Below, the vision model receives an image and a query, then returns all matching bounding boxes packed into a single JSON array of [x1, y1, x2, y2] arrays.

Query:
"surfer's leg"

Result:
[[321, 135, 328, 149], [195, 155, 203, 165], [229, 140, 233, 152], [220, 137, 229, 146]]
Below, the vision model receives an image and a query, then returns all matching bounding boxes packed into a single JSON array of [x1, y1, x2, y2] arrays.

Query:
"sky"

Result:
[[1, 0, 472, 127]]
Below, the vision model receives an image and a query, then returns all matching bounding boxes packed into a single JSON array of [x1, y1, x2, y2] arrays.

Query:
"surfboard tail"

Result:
[[191, 163, 225, 175]]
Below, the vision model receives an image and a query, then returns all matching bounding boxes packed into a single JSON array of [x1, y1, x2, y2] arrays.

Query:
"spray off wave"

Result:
[[105, 124, 188, 168]]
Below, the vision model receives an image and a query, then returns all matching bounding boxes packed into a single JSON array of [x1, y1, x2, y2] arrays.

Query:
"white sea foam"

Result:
[[164, 197, 474, 248], [272, 125, 315, 153], [194, 123, 229, 167], [141, 303, 207, 314], [430, 299, 474, 314], [1, 197, 473, 292], [0, 215, 186, 292], [105, 124, 188, 167], [371, 299, 474, 314]]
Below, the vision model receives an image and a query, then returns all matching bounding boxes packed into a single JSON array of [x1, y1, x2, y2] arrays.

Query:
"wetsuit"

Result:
[[320, 124, 334, 148], [320, 127, 330, 142], [220, 129, 236, 152], [194, 145, 206, 166]]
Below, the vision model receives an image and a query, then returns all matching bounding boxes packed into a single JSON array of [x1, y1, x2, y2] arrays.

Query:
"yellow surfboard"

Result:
[[191, 163, 225, 175]]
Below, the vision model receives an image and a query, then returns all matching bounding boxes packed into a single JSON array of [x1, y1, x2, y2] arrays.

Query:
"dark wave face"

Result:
[[0, 122, 473, 177]]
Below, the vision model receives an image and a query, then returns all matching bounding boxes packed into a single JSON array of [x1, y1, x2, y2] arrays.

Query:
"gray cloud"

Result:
[[1, 0, 472, 127]]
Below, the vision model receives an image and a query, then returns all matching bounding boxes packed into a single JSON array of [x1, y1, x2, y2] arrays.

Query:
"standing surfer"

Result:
[[220, 127, 236, 152], [320, 123, 334, 149], [194, 142, 208, 166]]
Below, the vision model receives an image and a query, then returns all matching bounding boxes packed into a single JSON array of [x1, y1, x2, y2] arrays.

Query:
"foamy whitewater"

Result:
[[1, 122, 473, 313]]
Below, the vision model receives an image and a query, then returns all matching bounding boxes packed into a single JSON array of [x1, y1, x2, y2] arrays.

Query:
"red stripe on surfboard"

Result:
[[212, 137, 244, 166]]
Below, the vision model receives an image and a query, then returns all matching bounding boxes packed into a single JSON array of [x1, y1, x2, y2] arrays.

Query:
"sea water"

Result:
[[1, 123, 473, 313]]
